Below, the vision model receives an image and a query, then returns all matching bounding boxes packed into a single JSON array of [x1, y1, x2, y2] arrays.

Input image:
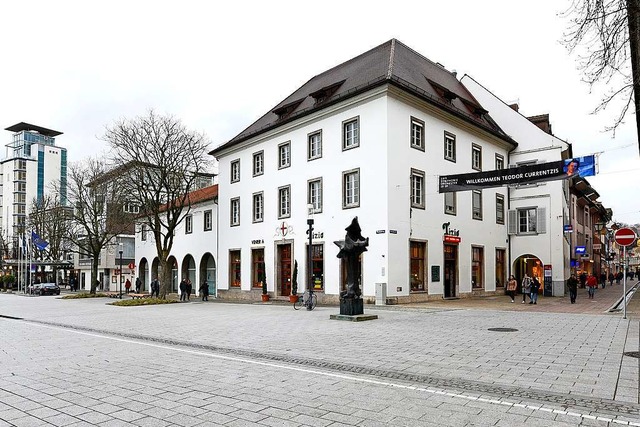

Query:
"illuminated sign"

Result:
[[575, 246, 586, 254]]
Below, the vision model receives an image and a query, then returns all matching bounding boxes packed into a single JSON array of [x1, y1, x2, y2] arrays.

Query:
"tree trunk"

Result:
[[90, 256, 100, 294], [159, 258, 172, 299], [627, 0, 640, 153]]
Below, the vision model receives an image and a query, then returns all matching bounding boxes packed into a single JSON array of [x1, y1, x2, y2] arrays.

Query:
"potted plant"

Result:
[[290, 260, 299, 303], [261, 263, 269, 302]]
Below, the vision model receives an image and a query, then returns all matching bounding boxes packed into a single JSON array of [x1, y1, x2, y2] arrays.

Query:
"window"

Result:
[[309, 244, 324, 290], [472, 246, 484, 289], [252, 249, 265, 289], [204, 210, 212, 231], [410, 117, 425, 151], [410, 241, 427, 292], [229, 250, 241, 287], [342, 169, 360, 208], [253, 192, 264, 223], [444, 132, 456, 162], [278, 185, 291, 218], [123, 203, 139, 214], [308, 178, 322, 213], [230, 197, 240, 226], [141, 224, 147, 241], [308, 131, 322, 160], [444, 192, 457, 215], [253, 151, 264, 176], [496, 249, 506, 288], [278, 142, 291, 169], [472, 190, 483, 220], [343, 117, 359, 150], [230, 159, 240, 183], [495, 154, 504, 170], [518, 208, 537, 233], [496, 194, 505, 224], [185, 215, 193, 234], [410, 169, 425, 209], [472, 144, 482, 171]]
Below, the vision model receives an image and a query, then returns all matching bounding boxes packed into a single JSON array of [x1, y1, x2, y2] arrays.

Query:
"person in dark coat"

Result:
[[179, 278, 187, 301], [151, 278, 160, 298], [529, 276, 540, 304], [135, 277, 141, 293], [199, 280, 209, 301], [567, 274, 578, 304], [616, 271, 623, 285], [600, 272, 607, 289], [186, 279, 192, 301], [608, 272, 615, 287], [579, 272, 587, 289]]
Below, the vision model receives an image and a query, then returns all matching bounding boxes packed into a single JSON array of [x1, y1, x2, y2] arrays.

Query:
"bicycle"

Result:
[[293, 289, 317, 310]]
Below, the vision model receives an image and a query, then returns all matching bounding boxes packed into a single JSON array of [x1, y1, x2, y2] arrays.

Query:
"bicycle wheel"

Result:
[[293, 297, 302, 310], [308, 293, 317, 310]]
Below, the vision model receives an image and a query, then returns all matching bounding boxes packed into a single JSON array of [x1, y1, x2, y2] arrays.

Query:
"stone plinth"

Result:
[[330, 313, 378, 322], [340, 297, 364, 316]]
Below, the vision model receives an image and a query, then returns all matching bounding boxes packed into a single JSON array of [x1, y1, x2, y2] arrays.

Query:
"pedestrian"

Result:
[[587, 274, 598, 299], [125, 279, 131, 294], [567, 273, 578, 304], [151, 277, 160, 298], [636, 268, 640, 280], [616, 271, 623, 285], [186, 279, 192, 301], [521, 274, 532, 304], [199, 280, 209, 301], [529, 276, 540, 305], [600, 272, 607, 289], [506, 275, 517, 303], [579, 272, 587, 289], [608, 272, 615, 287], [179, 278, 187, 301], [135, 277, 141, 293]]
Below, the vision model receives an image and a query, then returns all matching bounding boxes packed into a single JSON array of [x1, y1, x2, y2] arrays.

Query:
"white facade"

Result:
[[214, 85, 512, 302], [462, 75, 571, 295], [135, 188, 218, 296], [74, 235, 135, 292]]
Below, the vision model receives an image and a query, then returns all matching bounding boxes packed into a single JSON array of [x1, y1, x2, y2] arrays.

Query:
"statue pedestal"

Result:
[[340, 298, 363, 315]]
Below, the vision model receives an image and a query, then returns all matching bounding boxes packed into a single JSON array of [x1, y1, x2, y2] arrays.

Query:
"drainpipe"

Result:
[[214, 195, 219, 299]]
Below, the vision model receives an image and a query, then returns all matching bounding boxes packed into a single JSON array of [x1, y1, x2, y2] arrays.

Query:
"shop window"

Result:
[[229, 250, 241, 287], [472, 246, 484, 289], [495, 249, 506, 288], [410, 241, 427, 292], [252, 248, 265, 289], [308, 244, 324, 291]]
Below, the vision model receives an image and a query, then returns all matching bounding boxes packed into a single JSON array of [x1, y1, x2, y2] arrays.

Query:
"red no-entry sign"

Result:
[[614, 227, 637, 247]]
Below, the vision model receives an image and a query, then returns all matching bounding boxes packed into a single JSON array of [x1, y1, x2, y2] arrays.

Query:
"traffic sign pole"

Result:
[[623, 245, 627, 320], [613, 227, 637, 320]]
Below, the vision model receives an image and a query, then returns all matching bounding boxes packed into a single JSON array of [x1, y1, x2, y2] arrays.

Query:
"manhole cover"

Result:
[[624, 351, 640, 359], [488, 327, 518, 332]]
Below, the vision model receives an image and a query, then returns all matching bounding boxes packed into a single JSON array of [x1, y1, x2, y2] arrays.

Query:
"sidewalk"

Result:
[[400, 279, 640, 315]]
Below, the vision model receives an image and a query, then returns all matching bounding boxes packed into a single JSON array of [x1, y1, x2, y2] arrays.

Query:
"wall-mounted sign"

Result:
[[312, 232, 323, 239], [443, 235, 461, 243], [564, 225, 573, 232], [431, 265, 440, 282], [593, 244, 602, 250], [274, 221, 293, 239], [575, 246, 586, 254], [376, 230, 386, 234], [389, 230, 398, 234], [251, 239, 264, 245]]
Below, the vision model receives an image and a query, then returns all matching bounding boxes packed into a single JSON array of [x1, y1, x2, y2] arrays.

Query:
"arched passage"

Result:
[[151, 258, 160, 283], [199, 253, 216, 296], [167, 256, 178, 292], [512, 254, 544, 294], [182, 254, 196, 286], [138, 258, 149, 291]]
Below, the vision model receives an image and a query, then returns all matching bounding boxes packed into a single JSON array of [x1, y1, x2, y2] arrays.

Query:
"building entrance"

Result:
[[278, 244, 292, 296], [444, 244, 458, 298]]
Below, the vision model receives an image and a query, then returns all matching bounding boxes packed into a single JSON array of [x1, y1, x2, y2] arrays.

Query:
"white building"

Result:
[[462, 76, 572, 296], [135, 185, 218, 296], [210, 40, 517, 303]]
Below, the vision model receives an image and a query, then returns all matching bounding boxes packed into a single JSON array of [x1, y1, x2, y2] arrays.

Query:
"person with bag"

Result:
[[587, 273, 598, 299], [521, 274, 532, 304], [507, 275, 517, 303], [529, 276, 540, 304], [567, 274, 578, 304]]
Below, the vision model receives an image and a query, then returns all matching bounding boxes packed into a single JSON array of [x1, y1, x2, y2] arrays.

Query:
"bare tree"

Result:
[[562, 0, 640, 151], [27, 194, 72, 283], [65, 159, 132, 294], [103, 110, 211, 299]]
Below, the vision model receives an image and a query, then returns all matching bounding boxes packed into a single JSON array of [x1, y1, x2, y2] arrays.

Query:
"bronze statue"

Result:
[[335, 217, 369, 299]]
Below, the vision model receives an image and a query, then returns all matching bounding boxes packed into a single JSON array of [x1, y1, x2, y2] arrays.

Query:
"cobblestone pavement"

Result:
[[0, 288, 639, 426]]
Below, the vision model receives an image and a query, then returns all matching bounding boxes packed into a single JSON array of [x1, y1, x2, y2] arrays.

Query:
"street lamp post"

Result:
[[118, 244, 123, 299], [306, 204, 314, 311]]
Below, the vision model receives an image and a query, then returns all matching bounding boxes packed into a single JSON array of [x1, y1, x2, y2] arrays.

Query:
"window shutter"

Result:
[[508, 210, 517, 235], [537, 207, 546, 234]]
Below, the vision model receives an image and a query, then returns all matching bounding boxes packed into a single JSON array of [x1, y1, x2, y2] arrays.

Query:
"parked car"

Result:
[[36, 283, 60, 296]]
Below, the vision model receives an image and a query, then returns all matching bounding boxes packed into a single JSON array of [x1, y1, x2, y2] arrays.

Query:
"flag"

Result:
[[31, 231, 49, 251]]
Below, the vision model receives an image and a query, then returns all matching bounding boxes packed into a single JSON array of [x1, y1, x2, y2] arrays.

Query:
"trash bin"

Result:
[[375, 283, 387, 306]]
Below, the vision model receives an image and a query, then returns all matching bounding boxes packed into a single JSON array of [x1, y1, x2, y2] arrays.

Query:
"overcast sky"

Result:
[[1, 1, 638, 224]]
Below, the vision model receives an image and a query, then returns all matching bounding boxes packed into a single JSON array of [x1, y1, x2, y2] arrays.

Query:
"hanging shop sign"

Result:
[[575, 246, 586, 255], [442, 222, 461, 243], [438, 156, 596, 193]]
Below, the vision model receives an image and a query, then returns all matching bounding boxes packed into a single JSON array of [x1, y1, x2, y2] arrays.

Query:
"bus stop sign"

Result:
[[614, 228, 637, 247]]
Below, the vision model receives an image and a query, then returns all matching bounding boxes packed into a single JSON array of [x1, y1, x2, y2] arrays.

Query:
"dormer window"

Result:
[[310, 80, 345, 105], [273, 98, 305, 120]]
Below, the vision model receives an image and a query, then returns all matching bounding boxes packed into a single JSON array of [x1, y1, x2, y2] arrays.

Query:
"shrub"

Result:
[[110, 298, 178, 307]]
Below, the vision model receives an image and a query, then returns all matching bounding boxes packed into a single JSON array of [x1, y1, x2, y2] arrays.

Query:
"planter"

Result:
[[289, 295, 299, 303], [261, 294, 270, 302]]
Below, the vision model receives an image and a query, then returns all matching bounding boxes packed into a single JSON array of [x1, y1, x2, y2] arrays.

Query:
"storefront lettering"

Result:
[[251, 239, 264, 245]]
